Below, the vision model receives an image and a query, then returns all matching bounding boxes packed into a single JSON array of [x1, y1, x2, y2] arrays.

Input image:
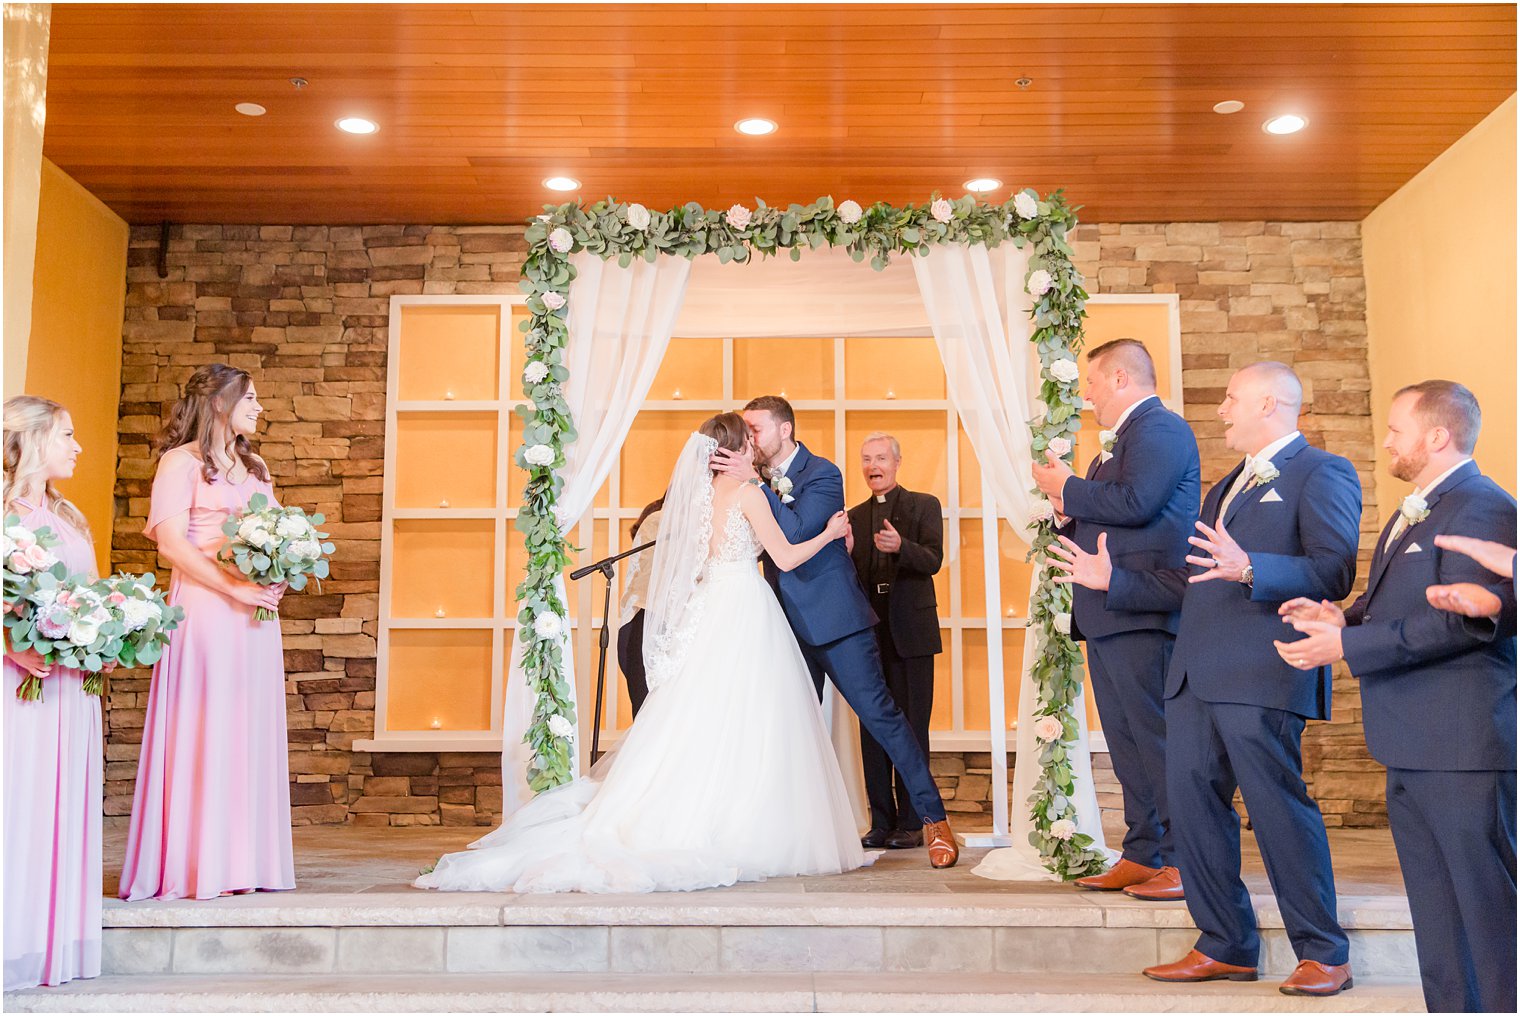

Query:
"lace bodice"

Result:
[[709, 502, 762, 566]]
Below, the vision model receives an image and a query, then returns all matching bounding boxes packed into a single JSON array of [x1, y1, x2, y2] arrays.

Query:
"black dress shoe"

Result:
[[885, 828, 924, 849], [860, 828, 890, 849]]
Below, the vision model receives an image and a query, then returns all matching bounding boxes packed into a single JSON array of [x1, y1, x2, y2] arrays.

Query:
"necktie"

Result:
[[1216, 458, 1255, 522]]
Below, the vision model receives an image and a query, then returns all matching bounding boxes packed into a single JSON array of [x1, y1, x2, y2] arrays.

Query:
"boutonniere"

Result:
[[770, 474, 793, 497], [1246, 460, 1280, 489], [1099, 429, 1117, 462], [1399, 493, 1429, 527]]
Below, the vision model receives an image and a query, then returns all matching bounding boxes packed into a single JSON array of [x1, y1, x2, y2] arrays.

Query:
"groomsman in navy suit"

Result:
[[1034, 339, 1200, 900], [1050, 362, 1362, 996], [1276, 381, 1516, 1013]]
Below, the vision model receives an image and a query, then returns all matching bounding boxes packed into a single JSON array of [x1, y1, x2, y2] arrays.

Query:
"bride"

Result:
[[415, 413, 872, 893]]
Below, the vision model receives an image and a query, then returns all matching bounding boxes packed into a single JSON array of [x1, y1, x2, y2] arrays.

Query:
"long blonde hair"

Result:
[[155, 363, 268, 484], [2, 395, 91, 537]]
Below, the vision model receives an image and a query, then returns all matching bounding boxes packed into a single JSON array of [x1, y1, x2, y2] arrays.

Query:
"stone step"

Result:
[[96, 890, 1418, 979], [3, 971, 1428, 1013]]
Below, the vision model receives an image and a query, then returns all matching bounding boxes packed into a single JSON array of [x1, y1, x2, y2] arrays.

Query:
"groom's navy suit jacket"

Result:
[[1108, 434, 1363, 719], [1339, 461, 1517, 772], [759, 443, 878, 646], [1060, 396, 1200, 641]]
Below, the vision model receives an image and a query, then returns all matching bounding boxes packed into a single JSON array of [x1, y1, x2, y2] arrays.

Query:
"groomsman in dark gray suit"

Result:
[[847, 433, 944, 849], [1277, 381, 1516, 1013], [1036, 339, 1200, 900]]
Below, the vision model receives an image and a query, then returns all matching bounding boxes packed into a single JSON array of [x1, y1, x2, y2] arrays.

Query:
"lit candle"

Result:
[[435, 607, 446, 618], [439, 499, 450, 508], [444, 390, 455, 401], [431, 717, 441, 729], [886, 389, 897, 400], [671, 388, 682, 400]]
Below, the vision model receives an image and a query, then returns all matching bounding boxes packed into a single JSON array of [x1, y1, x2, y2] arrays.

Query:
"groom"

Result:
[[713, 396, 958, 868]]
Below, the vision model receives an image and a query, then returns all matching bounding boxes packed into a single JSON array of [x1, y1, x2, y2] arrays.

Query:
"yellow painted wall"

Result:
[[1363, 95, 1517, 520], [24, 158, 129, 575]]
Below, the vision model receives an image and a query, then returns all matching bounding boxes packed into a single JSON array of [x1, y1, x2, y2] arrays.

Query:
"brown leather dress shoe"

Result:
[[923, 819, 958, 868], [1143, 949, 1258, 982], [884, 828, 923, 849], [1279, 959, 1353, 996], [1073, 858, 1161, 891], [1122, 865, 1185, 901], [860, 828, 889, 849]]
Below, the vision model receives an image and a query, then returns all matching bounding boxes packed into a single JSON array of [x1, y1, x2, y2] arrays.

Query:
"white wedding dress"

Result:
[[415, 493, 870, 894]]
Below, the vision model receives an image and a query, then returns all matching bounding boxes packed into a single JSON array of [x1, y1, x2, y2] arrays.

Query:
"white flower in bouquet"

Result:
[[1014, 191, 1039, 220], [541, 291, 566, 311], [524, 444, 556, 467], [1049, 818, 1077, 841], [118, 596, 160, 633], [1048, 357, 1079, 384], [725, 203, 753, 230], [5, 525, 37, 551], [532, 611, 564, 640], [547, 714, 575, 739], [523, 361, 549, 385], [1048, 437, 1072, 458], [930, 198, 954, 223], [1033, 715, 1064, 743], [1027, 499, 1055, 525], [625, 202, 651, 231], [67, 617, 101, 647], [1027, 268, 1054, 297], [275, 514, 311, 540], [288, 538, 323, 562], [837, 199, 863, 224], [547, 227, 574, 254], [1053, 612, 1073, 636]]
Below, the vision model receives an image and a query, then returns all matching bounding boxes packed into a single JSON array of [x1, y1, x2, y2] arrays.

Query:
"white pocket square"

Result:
[[1259, 488, 1284, 503], [781, 494, 795, 504], [1404, 541, 1423, 554]]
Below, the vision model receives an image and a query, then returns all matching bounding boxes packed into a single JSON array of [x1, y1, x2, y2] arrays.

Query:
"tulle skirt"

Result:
[[417, 563, 870, 893]]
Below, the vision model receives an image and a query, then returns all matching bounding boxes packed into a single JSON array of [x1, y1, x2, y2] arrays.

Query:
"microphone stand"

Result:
[[569, 540, 654, 762]]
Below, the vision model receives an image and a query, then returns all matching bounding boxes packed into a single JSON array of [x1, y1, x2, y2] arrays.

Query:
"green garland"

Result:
[[517, 191, 1107, 877]]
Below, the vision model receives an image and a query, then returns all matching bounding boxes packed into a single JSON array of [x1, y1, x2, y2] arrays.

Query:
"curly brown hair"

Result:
[[155, 363, 270, 484]]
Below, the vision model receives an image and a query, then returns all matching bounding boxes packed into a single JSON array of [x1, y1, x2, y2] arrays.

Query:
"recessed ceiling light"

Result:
[[234, 102, 266, 117], [1213, 100, 1245, 114], [964, 177, 1002, 193], [1262, 114, 1308, 135], [734, 118, 778, 136], [543, 176, 581, 192], [335, 116, 378, 135]]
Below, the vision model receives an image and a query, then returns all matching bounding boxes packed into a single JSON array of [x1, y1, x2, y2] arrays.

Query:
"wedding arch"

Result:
[[508, 192, 1106, 879]]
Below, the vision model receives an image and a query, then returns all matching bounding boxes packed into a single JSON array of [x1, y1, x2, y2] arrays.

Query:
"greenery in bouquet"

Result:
[[218, 493, 334, 621], [3, 571, 181, 700], [3, 515, 67, 605]]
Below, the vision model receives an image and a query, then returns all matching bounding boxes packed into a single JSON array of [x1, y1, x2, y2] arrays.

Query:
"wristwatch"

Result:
[[1240, 562, 1254, 587]]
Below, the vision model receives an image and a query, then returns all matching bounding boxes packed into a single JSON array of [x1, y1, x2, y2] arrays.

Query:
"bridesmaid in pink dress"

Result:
[[119, 364, 294, 901], [3, 396, 102, 990]]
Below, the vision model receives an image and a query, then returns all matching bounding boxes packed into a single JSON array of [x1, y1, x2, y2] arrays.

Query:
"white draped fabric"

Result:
[[3, 3, 50, 397], [498, 251, 692, 814], [912, 243, 1114, 880]]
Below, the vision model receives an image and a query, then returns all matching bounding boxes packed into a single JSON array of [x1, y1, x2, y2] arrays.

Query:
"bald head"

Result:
[[1219, 361, 1305, 454]]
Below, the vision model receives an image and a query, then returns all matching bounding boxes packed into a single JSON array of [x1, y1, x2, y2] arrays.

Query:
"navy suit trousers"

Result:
[[1088, 630, 1173, 867], [1386, 767, 1516, 1013], [800, 627, 946, 825], [1167, 682, 1348, 968]]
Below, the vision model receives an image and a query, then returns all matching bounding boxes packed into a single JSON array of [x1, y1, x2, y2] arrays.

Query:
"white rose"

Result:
[[1400, 493, 1429, 525], [1048, 357, 1079, 384], [541, 291, 566, 311], [837, 199, 863, 224], [1099, 429, 1118, 452], [249, 528, 275, 550], [774, 476, 793, 496], [1053, 612, 1072, 636], [274, 515, 306, 539], [1027, 499, 1055, 525], [725, 203, 753, 230], [1013, 191, 1039, 220], [524, 444, 556, 467], [1049, 818, 1077, 841], [532, 611, 563, 640], [118, 597, 158, 633], [238, 516, 266, 543], [289, 539, 322, 561], [930, 198, 953, 223], [1048, 437, 1072, 458], [547, 714, 575, 739], [1032, 715, 1064, 743], [523, 361, 549, 385], [625, 203, 651, 231], [1252, 460, 1281, 485], [67, 618, 100, 647], [548, 227, 574, 254], [1027, 268, 1054, 296], [5, 525, 36, 551]]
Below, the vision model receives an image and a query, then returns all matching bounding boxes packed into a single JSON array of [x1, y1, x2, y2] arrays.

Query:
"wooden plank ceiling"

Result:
[[42, 2, 1517, 225]]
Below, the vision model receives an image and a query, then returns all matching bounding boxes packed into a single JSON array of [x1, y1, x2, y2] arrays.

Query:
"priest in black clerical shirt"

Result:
[[846, 433, 945, 849]]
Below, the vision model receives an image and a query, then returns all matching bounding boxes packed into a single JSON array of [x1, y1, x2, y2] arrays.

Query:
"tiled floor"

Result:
[[100, 819, 1405, 899]]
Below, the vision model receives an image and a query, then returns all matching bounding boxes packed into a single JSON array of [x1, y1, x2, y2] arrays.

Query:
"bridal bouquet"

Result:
[[218, 494, 333, 620], [4, 571, 183, 699]]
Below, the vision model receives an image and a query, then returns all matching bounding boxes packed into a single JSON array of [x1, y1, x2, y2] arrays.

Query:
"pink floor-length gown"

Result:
[[3, 498, 103, 990], [118, 446, 294, 900]]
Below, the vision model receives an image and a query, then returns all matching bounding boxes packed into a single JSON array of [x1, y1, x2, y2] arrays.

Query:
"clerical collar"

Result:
[[874, 493, 887, 503]]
